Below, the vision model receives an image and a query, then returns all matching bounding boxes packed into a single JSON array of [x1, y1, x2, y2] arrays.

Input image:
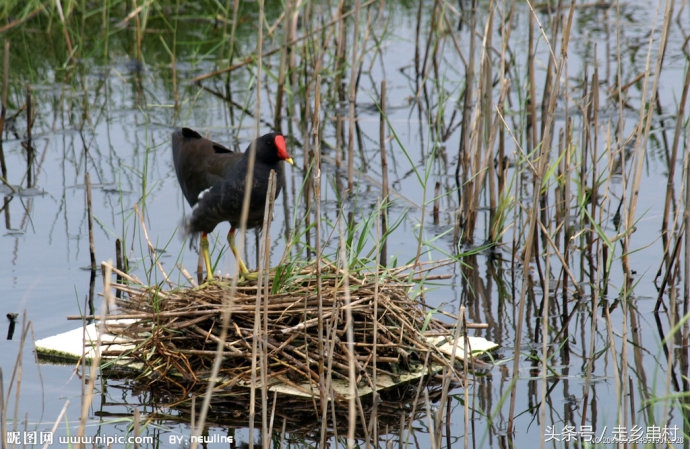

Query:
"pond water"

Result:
[[1, 0, 688, 447]]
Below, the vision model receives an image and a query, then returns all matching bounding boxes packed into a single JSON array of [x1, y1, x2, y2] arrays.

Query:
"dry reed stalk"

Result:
[[54, 0, 73, 57], [258, 171, 278, 443], [299, 61, 314, 258], [273, 0, 294, 131], [507, 3, 574, 435], [0, 40, 8, 183], [2, 314, 29, 441], [621, 0, 673, 288], [469, 78, 509, 242], [538, 230, 553, 441], [413, 0, 422, 91], [480, 0, 495, 234], [574, 15, 604, 431], [86, 173, 96, 271], [132, 407, 140, 449], [86, 172, 97, 315], [115, 239, 126, 297], [0, 6, 46, 33], [192, 3, 270, 445], [308, 72, 331, 439], [433, 182, 440, 225], [489, 1, 515, 243], [379, 80, 389, 264], [24, 85, 33, 188], [657, 28, 690, 305], [177, 263, 197, 287], [615, 1, 675, 433], [333, 0, 347, 174], [435, 299, 468, 442], [334, 207, 357, 446], [680, 115, 690, 420], [459, 305, 471, 449], [107, 258, 141, 284], [227, 0, 240, 62], [170, 51, 178, 110], [76, 263, 114, 449], [42, 400, 69, 449], [130, 0, 143, 62], [346, 0, 362, 195], [455, 0, 478, 240], [653, 0, 690, 429], [587, 64, 600, 299]]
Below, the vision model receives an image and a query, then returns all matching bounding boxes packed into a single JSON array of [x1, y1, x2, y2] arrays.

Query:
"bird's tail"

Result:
[[179, 216, 200, 250]]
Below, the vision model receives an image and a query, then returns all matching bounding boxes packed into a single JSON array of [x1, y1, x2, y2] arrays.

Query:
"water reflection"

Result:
[[98, 373, 464, 448]]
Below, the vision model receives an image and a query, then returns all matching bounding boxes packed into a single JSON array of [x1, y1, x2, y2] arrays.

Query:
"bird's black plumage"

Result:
[[171, 127, 293, 279]]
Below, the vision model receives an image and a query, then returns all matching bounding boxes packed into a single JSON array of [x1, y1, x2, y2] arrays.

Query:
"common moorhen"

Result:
[[172, 127, 294, 280]]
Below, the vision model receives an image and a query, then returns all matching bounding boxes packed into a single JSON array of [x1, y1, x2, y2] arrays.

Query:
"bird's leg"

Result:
[[196, 235, 204, 283], [227, 227, 250, 277], [200, 232, 214, 281]]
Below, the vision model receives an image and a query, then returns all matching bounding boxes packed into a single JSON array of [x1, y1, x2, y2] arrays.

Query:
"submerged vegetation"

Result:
[[1, 0, 689, 447]]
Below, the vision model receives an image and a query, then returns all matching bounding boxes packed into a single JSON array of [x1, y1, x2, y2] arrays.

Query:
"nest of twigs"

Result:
[[102, 260, 475, 398]]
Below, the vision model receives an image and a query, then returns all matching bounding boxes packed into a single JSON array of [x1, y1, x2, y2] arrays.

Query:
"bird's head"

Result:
[[255, 132, 294, 165]]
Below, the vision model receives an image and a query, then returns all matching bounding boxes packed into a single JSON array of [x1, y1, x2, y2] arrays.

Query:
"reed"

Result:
[[0, 40, 8, 185]]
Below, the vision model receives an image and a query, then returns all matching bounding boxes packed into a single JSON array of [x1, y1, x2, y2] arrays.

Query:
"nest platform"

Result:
[[39, 260, 496, 400]]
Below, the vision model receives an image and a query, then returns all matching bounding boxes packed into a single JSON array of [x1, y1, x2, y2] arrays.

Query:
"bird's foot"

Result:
[[194, 272, 256, 286], [195, 276, 239, 290], [238, 266, 281, 283], [193, 268, 278, 286], [239, 270, 259, 282]]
